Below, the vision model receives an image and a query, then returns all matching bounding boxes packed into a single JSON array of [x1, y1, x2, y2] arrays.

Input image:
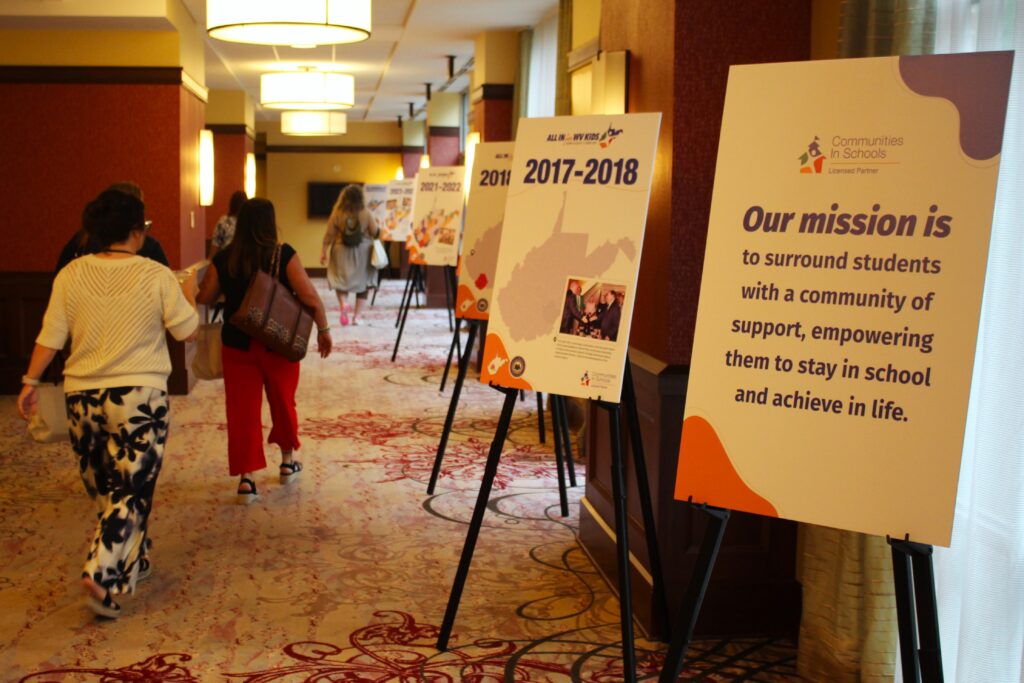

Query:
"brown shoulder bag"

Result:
[[229, 244, 314, 362]]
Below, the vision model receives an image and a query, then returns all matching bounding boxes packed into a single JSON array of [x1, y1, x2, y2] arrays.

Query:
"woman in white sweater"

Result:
[[16, 188, 199, 619]]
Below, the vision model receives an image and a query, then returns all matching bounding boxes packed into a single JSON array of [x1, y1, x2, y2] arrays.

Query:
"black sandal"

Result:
[[87, 591, 122, 619], [237, 477, 258, 505], [279, 460, 303, 485]]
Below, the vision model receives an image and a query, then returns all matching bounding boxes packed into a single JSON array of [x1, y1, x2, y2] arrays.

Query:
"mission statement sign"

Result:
[[675, 52, 1013, 546]]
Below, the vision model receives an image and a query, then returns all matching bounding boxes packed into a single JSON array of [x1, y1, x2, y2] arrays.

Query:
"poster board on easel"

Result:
[[479, 113, 662, 401], [674, 52, 1014, 547], [381, 179, 415, 242], [456, 141, 515, 320], [406, 167, 464, 267]]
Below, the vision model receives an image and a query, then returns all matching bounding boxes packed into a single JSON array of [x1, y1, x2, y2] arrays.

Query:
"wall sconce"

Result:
[[395, 166, 405, 180], [245, 152, 257, 198], [199, 129, 215, 207], [420, 154, 430, 169]]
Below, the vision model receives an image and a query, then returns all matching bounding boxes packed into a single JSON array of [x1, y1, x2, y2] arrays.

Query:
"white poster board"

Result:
[[675, 52, 1013, 546], [406, 166, 464, 267], [456, 141, 514, 320], [364, 183, 389, 234], [381, 179, 415, 242], [480, 113, 662, 401]]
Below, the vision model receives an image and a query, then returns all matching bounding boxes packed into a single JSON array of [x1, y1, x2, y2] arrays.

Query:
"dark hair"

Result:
[[225, 198, 279, 280], [106, 182, 143, 201], [228, 190, 247, 217], [83, 189, 145, 247]]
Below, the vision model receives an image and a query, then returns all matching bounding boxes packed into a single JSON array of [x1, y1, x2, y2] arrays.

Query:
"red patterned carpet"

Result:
[[0, 278, 798, 681]]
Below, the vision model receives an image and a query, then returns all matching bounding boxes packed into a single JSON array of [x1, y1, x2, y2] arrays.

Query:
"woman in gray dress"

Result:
[[320, 185, 380, 326]]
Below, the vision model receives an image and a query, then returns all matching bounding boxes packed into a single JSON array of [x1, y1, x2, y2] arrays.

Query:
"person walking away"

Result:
[[197, 198, 332, 504], [320, 185, 380, 326], [17, 189, 199, 619]]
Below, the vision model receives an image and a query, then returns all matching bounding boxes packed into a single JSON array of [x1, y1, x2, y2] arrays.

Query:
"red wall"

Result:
[[428, 132, 461, 167], [178, 89, 207, 269], [472, 98, 514, 141], [0, 82, 181, 272], [602, 0, 812, 365], [210, 131, 252, 234]]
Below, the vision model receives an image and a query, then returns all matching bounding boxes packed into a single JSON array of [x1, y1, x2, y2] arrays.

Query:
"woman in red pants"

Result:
[[198, 198, 332, 504]]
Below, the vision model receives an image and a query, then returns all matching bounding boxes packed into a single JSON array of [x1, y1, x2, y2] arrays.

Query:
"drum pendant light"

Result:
[[260, 71, 355, 110], [281, 111, 348, 136], [207, 1, 371, 46]]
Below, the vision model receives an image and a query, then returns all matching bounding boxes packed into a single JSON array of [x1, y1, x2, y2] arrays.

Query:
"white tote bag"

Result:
[[370, 239, 389, 269], [27, 383, 69, 443]]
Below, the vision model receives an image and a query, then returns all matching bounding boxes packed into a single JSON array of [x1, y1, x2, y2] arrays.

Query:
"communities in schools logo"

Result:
[[546, 123, 623, 147], [580, 371, 591, 387], [799, 135, 825, 174]]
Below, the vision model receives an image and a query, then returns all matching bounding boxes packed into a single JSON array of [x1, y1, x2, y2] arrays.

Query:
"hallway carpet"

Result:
[[0, 278, 798, 681]]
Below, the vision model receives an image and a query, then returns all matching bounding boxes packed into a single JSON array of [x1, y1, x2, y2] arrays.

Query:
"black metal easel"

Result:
[[550, 395, 578, 487], [392, 264, 424, 362], [439, 269, 463, 392], [889, 537, 944, 683], [657, 504, 731, 682], [427, 328, 569, 515], [436, 360, 670, 683]]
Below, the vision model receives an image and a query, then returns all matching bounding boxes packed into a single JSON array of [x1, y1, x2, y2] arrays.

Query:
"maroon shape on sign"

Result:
[[475, 273, 488, 289]]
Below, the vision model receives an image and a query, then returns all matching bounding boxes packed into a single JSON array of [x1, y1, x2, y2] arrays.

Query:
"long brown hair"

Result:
[[330, 184, 364, 221], [225, 198, 278, 280]]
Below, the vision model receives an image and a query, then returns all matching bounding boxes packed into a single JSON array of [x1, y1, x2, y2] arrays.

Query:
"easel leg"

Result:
[[443, 266, 454, 332], [439, 324, 460, 392], [427, 321, 479, 495], [548, 394, 569, 518], [536, 392, 546, 444], [415, 264, 424, 307], [657, 506, 731, 683], [890, 539, 944, 683], [623, 361, 670, 638], [436, 386, 520, 651], [396, 267, 413, 328], [600, 402, 638, 683], [391, 267, 419, 362], [555, 395, 577, 487]]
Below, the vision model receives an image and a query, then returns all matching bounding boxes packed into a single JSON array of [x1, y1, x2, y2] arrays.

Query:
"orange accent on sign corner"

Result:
[[480, 333, 532, 390], [456, 284, 483, 321], [676, 416, 778, 517]]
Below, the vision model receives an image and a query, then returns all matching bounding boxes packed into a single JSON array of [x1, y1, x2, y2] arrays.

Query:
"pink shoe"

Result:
[[340, 311, 349, 326]]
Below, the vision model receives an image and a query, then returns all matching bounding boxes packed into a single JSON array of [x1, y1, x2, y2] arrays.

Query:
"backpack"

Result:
[[341, 215, 364, 247]]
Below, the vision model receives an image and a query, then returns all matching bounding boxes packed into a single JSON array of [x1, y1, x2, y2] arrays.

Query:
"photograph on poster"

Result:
[[558, 277, 626, 342]]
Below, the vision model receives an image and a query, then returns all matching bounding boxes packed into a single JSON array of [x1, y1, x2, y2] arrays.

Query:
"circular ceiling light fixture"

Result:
[[281, 111, 348, 136], [207, 1, 371, 46], [260, 71, 355, 110]]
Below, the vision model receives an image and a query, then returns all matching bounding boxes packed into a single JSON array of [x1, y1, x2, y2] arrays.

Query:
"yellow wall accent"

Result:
[[0, 28, 179, 66], [571, 65, 593, 115], [267, 152, 402, 266], [259, 120, 403, 147], [207, 90, 255, 129], [572, 0, 601, 50], [403, 120, 426, 147], [427, 92, 461, 128], [811, 0, 843, 60], [165, 0, 204, 88], [472, 30, 520, 91]]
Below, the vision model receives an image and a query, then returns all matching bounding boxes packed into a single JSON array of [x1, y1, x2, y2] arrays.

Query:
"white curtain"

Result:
[[526, 10, 558, 118], [928, 2, 1024, 681]]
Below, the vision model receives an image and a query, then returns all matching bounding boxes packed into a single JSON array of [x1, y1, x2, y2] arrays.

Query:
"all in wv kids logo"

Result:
[[799, 135, 825, 174], [547, 123, 624, 147], [599, 124, 623, 148]]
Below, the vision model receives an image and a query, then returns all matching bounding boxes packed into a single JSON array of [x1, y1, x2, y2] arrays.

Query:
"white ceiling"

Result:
[[184, 0, 559, 122]]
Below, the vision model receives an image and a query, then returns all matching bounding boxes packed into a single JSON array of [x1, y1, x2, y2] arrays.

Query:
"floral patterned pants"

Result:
[[66, 386, 169, 596]]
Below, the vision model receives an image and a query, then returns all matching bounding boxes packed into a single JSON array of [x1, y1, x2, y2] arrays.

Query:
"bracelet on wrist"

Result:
[[21, 375, 41, 387], [317, 325, 331, 334]]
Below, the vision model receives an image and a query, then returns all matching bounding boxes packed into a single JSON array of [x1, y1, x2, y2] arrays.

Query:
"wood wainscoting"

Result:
[[578, 349, 802, 640]]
